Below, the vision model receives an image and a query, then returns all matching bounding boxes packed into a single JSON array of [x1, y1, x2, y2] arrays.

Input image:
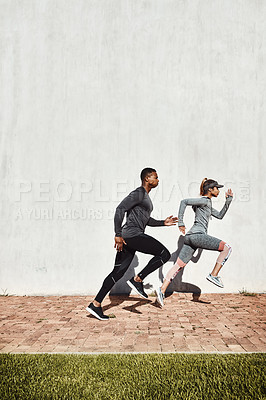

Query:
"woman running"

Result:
[[156, 178, 233, 307]]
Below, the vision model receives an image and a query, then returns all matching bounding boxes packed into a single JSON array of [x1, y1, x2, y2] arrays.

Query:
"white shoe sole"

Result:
[[126, 280, 148, 299], [155, 289, 164, 307], [86, 306, 109, 321], [206, 276, 224, 288]]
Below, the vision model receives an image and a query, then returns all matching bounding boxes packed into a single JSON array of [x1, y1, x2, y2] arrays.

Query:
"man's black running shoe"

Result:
[[126, 277, 148, 299], [86, 303, 109, 321]]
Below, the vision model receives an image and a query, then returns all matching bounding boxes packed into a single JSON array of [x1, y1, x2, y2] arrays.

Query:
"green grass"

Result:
[[238, 288, 258, 297], [0, 354, 265, 399]]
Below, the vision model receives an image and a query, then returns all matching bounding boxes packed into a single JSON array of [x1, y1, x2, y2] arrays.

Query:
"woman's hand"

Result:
[[179, 226, 186, 235], [225, 188, 233, 198], [164, 215, 178, 226], [114, 236, 127, 252]]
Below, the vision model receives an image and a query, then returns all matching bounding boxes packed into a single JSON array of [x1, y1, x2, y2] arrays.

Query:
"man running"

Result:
[[86, 167, 177, 320]]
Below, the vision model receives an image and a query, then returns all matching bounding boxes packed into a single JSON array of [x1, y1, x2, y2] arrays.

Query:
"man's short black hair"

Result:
[[140, 167, 156, 182]]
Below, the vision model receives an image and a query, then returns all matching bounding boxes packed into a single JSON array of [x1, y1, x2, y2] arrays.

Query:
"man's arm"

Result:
[[114, 187, 144, 236], [114, 187, 144, 251], [147, 217, 165, 227], [147, 216, 178, 227]]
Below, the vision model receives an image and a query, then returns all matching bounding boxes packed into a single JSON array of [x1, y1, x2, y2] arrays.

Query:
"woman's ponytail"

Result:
[[200, 178, 208, 196]]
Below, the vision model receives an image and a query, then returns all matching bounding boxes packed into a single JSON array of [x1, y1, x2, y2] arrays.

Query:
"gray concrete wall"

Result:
[[0, 0, 265, 296]]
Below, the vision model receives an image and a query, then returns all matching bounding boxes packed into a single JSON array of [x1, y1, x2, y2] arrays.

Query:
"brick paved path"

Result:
[[0, 293, 265, 353]]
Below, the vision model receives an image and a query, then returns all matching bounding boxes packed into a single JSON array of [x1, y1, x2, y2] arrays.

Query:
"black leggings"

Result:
[[95, 233, 170, 303]]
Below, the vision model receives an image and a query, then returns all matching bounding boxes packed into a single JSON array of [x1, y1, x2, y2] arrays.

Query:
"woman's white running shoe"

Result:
[[206, 274, 224, 288], [155, 287, 165, 307]]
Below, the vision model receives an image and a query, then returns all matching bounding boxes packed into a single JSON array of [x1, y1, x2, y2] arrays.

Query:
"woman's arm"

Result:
[[211, 190, 233, 219], [178, 197, 208, 227]]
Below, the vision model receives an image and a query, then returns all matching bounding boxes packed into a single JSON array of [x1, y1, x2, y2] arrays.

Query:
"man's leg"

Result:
[[132, 234, 171, 280], [126, 234, 171, 298], [94, 246, 135, 304], [86, 246, 135, 320]]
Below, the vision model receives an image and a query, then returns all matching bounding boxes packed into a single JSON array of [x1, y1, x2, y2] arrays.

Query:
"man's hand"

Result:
[[225, 188, 233, 198], [179, 226, 186, 235], [114, 236, 127, 252], [164, 215, 178, 226]]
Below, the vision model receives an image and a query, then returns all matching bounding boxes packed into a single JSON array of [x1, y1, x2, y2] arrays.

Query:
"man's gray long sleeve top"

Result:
[[114, 186, 165, 238], [178, 196, 233, 235]]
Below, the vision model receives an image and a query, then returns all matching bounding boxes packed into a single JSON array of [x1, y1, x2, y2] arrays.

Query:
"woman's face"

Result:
[[209, 186, 220, 197]]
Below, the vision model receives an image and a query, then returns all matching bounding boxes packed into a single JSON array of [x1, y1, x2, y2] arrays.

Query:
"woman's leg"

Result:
[[210, 242, 232, 276], [189, 234, 232, 275], [188, 234, 232, 287], [161, 242, 196, 294]]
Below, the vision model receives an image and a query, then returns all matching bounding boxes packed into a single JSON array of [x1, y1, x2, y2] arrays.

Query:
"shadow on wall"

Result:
[[159, 235, 203, 301]]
